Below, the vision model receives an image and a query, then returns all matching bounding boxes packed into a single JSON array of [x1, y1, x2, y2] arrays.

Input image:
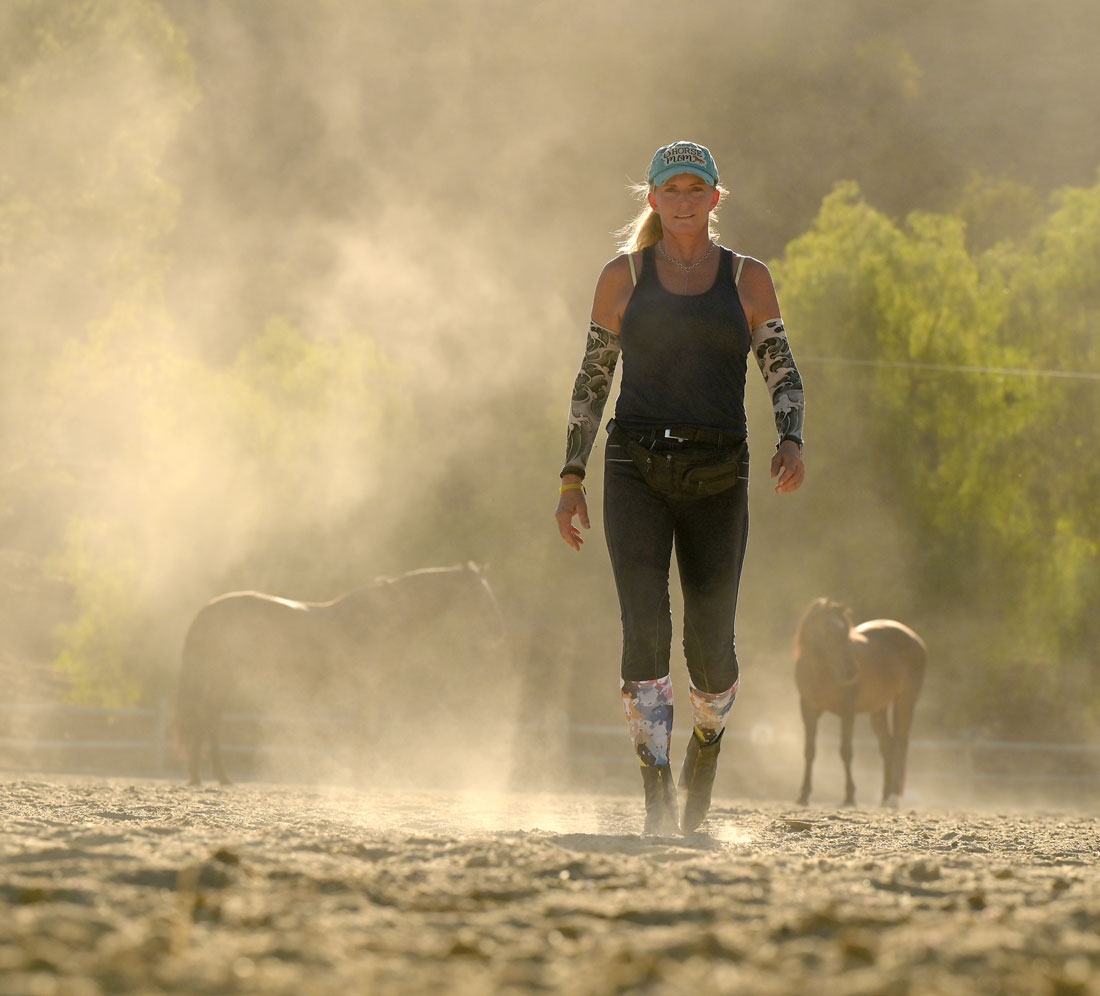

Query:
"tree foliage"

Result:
[[772, 173, 1100, 737]]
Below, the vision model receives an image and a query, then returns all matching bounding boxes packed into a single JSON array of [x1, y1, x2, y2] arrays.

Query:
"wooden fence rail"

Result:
[[1, 703, 1098, 809]]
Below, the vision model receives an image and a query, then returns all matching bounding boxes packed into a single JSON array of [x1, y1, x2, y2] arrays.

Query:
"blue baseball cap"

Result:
[[647, 141, 720, 187]]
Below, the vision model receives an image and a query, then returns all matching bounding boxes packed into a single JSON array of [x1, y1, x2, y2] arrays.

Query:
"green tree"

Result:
[[772, 173, 1100, 738]]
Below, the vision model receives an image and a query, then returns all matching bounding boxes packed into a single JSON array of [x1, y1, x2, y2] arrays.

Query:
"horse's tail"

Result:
[[174, 611, 210, 758], [905, 625, 929, 691]]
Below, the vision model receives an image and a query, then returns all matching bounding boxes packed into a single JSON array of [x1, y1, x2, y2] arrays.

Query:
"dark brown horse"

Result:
[[794, 598, 926, 807], [176, 563, 506, 785]]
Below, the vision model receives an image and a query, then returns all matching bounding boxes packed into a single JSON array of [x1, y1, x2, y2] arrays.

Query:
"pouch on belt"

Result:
[[609, 421, 748, 500]]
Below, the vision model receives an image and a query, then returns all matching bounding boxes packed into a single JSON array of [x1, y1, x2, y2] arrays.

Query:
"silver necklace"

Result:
[[657, 239, 716, 273]]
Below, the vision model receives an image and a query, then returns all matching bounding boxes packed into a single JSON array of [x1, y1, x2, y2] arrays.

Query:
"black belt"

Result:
[[611, 419, 744, 449]]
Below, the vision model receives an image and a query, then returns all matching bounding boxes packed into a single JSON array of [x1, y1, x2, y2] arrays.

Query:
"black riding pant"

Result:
[[603, 430, 749, 692]]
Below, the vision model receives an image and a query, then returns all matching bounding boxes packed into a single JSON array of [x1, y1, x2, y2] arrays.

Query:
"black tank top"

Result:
[[615, 245, 752, 435]]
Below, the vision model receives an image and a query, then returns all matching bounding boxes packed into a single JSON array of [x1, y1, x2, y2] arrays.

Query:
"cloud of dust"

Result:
[[2, 0, 1099, 799]]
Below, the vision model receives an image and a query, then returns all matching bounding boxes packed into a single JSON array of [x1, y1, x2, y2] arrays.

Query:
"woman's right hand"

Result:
[[555, 477, 590, 551]]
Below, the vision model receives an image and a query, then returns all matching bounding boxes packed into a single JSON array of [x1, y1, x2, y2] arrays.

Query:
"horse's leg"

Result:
[[887, 693, 918, 804], [178, 700, 202, 786], [185, 731, 202, 786], [840, 706, 856, 806], [869, 708, 894, 806], [797, 699, 819, 806], [210, 713, 232, 786]]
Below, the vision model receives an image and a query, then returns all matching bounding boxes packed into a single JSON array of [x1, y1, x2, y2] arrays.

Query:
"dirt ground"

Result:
[[2, 775, 1099, 996]]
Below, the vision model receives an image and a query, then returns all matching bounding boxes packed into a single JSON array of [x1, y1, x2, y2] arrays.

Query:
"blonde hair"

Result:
[[614, 181, 729, 254]]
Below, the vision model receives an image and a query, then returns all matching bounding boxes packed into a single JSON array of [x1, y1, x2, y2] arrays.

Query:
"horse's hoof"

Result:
[[883, 794, 901, 809]]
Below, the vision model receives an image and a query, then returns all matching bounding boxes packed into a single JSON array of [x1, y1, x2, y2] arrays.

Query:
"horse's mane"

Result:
[[218, 564, 499, 616], [333, 561, 495, 605]]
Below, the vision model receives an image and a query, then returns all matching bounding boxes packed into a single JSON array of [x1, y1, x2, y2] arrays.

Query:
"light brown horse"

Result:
[[176, 563, 506, 786], [794, 598, 926, 807]]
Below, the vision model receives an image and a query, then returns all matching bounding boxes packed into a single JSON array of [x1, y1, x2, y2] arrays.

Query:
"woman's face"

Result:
[[647, 173, 720, 236]]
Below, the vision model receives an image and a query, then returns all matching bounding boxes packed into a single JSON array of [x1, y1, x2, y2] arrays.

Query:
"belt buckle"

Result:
[[664, 428, 689, 443]]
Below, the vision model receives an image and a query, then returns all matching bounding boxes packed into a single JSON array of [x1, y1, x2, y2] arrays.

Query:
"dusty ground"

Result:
[[2, 775, 1099, 995]]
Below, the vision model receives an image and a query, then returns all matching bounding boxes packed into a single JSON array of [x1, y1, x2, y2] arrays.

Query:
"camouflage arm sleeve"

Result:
[[561, 321, 621, 478], [751, 318, 805, 445]]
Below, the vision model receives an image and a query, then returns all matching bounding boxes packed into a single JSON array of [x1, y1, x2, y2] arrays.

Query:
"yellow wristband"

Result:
[[559, 482, 586, 495]]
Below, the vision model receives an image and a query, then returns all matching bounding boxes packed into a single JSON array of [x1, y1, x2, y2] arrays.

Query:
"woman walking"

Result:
[[555, 141, 805, 834]]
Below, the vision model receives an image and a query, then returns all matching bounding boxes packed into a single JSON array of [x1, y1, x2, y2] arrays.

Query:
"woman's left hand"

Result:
[[771, 441, 805, 494]]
